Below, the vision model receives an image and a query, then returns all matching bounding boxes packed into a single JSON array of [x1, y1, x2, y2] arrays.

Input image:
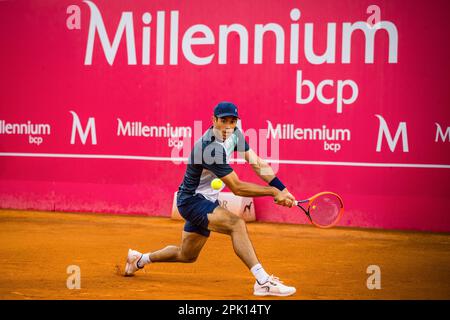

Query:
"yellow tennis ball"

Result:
[[211, 178, 223, 190]]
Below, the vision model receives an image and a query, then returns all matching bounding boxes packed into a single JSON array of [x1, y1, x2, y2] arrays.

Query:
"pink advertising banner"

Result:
[[0, 0, 449, 232]]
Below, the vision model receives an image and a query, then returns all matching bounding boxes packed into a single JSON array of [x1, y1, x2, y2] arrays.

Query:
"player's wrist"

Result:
[[270, 187, 280, 197], [268, 177, 286, 191]]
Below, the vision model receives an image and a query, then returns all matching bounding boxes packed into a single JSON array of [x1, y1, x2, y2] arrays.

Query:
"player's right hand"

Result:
[[274, 189, 296, 208]]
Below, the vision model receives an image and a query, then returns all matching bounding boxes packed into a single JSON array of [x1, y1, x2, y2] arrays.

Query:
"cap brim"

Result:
[[216, 113, 239, 118]]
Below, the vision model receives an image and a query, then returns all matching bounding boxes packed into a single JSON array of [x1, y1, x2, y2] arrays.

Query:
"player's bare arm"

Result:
[[241, 148, 275, 183], [220, 170, 294, 207], [239, 149, 296, 206]]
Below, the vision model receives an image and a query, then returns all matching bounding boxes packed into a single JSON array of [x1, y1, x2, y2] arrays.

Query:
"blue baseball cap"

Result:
[[213, 102, 239, 118]]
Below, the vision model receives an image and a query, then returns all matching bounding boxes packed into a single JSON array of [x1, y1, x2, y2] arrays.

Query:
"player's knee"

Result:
[[230, 215, 245, 232]]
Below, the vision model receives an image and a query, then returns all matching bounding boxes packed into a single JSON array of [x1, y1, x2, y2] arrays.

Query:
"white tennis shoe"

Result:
[[253, 275, 296, 297], [124, 249, 144, 276]]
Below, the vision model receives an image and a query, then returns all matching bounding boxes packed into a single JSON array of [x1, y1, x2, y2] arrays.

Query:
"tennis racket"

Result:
[[294, 192, 344, 228]]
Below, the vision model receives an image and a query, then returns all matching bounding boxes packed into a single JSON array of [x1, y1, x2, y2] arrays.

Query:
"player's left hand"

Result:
[[274, 188, 296, 207]]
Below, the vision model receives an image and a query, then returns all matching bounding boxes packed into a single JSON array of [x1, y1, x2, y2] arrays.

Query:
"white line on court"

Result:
[[0, 152, 449, 169]]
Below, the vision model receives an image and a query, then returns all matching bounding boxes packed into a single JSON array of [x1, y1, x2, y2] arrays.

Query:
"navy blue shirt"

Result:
[[177, 126, 249, 206]]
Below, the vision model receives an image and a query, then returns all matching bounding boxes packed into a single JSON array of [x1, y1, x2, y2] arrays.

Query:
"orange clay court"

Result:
[[0, 209, 449, 300]]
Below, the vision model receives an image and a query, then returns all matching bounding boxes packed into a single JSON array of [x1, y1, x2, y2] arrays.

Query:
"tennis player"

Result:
[[125, 102, 297, 297]]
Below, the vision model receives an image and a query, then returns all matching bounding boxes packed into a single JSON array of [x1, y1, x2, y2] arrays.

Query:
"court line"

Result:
[[0, 152, 449, 169]]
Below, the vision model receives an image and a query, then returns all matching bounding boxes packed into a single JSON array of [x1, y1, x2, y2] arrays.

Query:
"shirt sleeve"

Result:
[[202, 144, 233, 178], [233, 127, 250, 152]]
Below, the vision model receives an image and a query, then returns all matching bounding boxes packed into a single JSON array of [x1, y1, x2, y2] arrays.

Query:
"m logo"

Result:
[[375, 114, 408, 152], [70, 111, 97, 145], [84, 0, 137, 65], [435, 123, 450, 142]]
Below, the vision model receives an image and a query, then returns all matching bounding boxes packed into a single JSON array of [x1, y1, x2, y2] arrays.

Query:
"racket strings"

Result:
[[310, 194, 342, 227]]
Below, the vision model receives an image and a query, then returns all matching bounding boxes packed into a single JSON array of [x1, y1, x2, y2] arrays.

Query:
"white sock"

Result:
[[250, 263, 270, 284], [137, 253, 151, 268]]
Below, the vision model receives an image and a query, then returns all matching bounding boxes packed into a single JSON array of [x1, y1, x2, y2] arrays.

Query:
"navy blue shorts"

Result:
[[177, 194, 220, 237]]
